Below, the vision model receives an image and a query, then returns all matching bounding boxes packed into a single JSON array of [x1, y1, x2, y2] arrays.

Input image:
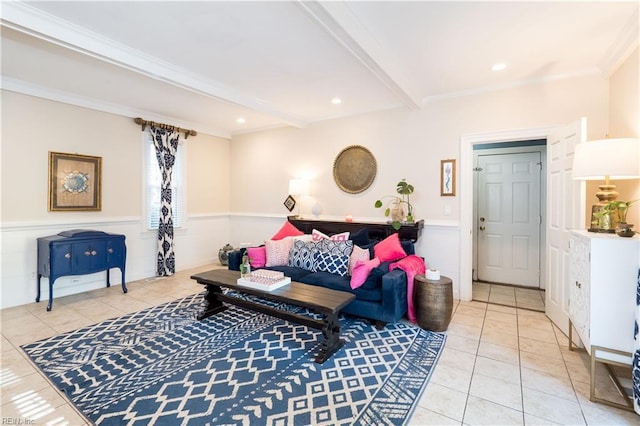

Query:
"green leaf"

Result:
[[391, 221, 402, 230], [384, 207, 390, 217], [374, 200, 383, 208]]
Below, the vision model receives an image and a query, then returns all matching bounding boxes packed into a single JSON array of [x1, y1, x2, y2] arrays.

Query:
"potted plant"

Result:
[[374, 179, 415, 230], [600, 200, 637, 237]]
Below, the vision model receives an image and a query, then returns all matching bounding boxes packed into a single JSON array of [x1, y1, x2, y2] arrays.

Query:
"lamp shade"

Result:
[[572, 138, 640, 180], [288, 179, 309, 196]]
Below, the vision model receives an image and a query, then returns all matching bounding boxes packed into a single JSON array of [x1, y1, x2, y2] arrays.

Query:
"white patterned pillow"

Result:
[[321, 239, 354, 257], [265, 237, 294, 267], [312, 229, 350, 242], [315, 252, 350, 277], [288, 240, 322, 271], [348, 245, 370, 276]]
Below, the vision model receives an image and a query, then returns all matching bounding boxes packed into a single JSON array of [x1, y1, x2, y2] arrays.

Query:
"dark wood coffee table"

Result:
[[190, 269, 356, 364]]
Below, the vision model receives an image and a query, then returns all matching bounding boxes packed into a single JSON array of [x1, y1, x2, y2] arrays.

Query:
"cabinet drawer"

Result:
[[106, 238, 125, 267], [71, 240, 108, 272], [50, 243, 73, 275]]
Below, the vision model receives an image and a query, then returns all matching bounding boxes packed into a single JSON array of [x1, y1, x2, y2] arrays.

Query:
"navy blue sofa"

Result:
[[227, 217, 424, 328]]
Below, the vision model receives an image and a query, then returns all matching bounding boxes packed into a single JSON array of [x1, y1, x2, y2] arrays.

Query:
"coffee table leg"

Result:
[[197, 283, 227, 320], [315, 313, 344, 364]]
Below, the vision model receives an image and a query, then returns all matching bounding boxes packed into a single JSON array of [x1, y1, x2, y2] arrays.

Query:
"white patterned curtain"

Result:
[[633, 269, 640, 414], [150, 126, 180, 276]]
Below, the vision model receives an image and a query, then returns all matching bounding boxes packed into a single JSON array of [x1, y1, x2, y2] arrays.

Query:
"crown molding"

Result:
[[1, 1, 308, 129], [598, 7, 639, 76], [1, 76, 232, 139]]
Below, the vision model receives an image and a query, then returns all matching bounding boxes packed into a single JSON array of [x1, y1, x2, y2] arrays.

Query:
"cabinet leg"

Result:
[[121, 268, 127, 293], [36, 275, 42, 303]]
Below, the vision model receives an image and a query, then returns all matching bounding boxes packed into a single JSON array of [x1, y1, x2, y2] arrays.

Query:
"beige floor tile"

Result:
[[522, 387, 585, 425], [473, 356, 521, 386], [454, 304, 486, 319], [516, 300, 545, 311], [463, 395, 524, 425], [471, 291, 489, 302], [417, 382, 468, 422], [477, 341, 520, 365], [409, 406, 461, 425], [579, 402, 639, 426], [446, 323, 482, 341], [484, 310, 517, 325], [438, 347, 477, 373], [481, 327, 519, 349], [564, 358, 591, 385], [491, 285, 516, 296], [444, 334, 479, 355], [2, 317, 58, 347], [517, 315, 554, 332], [449, 313, 484, 329], [486, 304, 517, 315], [488, 294, 517, 306], [482, 318, 518, 336], [469, 373, 523, 410], [519, 336, 563, 360], [520, 351, 570, 379], [457, 301, 488, 311], [523, 412, 562, 425], [430, 363, 473, 393], [521, 366, 577, 402], [518, 326, 557, 345]]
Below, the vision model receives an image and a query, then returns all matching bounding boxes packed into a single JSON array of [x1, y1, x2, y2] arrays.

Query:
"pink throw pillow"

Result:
[[271, 221, 304, 241], [349, 245, 370, 275], [374, 233, 407, 262], [246, 246, 266, 268], [265, 237, 294, 267], [312, 229, 350, 242], [350, 257, 381, 289]]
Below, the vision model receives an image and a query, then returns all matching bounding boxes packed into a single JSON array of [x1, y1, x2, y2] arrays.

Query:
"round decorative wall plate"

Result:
[[333, 145, 377, 194]]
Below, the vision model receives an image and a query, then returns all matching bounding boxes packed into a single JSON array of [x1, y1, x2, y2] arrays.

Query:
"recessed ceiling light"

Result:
[[331, 98, 342, 105], [236, 117, 246, 124], [492, 63, 507, 71]]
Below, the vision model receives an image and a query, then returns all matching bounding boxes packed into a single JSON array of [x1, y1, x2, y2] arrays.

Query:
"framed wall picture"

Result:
[[440, 159, 456, 196], [283, 195, 296, 212], [49, 151, 102, 211]]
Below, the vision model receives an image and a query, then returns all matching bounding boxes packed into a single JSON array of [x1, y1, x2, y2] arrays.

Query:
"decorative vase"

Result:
[[390, 203, 405, 223], [218, 243, 234, 265], [615, 223, 635, 238]]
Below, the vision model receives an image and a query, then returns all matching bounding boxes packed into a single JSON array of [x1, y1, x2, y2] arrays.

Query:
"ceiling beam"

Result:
[[0, 1, 309, 129], [297, 1, 422, 110]]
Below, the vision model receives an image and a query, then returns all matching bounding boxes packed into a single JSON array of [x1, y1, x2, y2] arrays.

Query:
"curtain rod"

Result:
[[134, 117, 197, 139]]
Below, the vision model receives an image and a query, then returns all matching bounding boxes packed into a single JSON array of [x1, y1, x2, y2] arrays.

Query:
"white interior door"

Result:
[[545, 118, 586, 335], [477, 152, 542, 287]]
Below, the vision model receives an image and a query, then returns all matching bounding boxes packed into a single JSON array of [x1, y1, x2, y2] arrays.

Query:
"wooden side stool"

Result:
[[414, 274, 453, 332]]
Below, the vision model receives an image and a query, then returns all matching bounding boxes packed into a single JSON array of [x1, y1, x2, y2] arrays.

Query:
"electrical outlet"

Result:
[[443, 205, 451, 216]]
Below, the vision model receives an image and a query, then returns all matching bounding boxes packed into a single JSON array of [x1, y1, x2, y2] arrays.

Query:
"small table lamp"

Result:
[[288, 178, 310, 218], [572, 138, 640, 232]]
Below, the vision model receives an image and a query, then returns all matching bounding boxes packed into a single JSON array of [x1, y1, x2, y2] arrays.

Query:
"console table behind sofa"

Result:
[[287, 216, 424, 243]]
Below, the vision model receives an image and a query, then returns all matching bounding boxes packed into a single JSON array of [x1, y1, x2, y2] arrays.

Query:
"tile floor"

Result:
[[472, 281, 546, 312], [1, 265, 638, 425]]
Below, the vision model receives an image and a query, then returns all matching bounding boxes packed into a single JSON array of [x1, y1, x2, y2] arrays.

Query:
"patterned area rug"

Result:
[[22, 293, 445, 425]]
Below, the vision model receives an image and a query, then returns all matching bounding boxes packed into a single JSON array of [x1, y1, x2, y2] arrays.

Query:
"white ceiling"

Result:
[[1, 1, 638, 139]]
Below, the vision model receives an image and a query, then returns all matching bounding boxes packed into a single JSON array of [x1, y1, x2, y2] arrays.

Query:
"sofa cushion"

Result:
[[315, 251, 350, 276], [271, 221, 304, 240], [288, 240, 322, 271], [265, 237, 294, 267], [349, 228, 370, 247], [348, 245, 370, 275], [374, 233, 407, 262], [360, 262, 390, 290], [350, 257, 380, 289], [311, 229, 350, 242], [299, 272, 382, 302], [247, 246, 266, 268], [320, 239, 354, 257]]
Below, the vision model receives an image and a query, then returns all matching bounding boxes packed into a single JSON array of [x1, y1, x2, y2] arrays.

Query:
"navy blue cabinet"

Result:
[[37, 230, 127, 311]]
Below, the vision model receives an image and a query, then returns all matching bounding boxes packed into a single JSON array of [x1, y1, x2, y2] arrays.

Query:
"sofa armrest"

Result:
[[380, 268, 408, 321], [227, 248, 247, 271]]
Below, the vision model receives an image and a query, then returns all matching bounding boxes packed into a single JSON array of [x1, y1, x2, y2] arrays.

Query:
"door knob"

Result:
[[480, 226, 485, 231], [480, 217, 485, 222]]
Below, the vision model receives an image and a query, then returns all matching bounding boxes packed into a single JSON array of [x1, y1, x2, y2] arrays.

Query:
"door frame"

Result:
[[472, 144, 547, 288], [459, 126, 560, 301]]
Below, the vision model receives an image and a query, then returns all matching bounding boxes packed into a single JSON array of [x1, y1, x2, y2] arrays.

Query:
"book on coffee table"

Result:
[[237, 277, 291, 291], [237, 269, 291, 291]]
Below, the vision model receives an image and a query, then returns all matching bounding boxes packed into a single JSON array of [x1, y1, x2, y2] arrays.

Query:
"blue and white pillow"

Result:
[[315, 251, 350, 277], [288, 240, 322, 271], [321, 239, 354, 257]]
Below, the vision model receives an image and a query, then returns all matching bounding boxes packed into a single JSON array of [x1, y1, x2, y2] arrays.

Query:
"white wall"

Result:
[[0, 91, 232, 309], [229, 74, 610, 299]]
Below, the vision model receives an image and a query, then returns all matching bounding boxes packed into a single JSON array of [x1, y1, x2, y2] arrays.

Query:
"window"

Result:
[[144, 132, 185, 230]]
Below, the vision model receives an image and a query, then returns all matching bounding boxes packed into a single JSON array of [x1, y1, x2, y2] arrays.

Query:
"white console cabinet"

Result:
[[568, 230, 639, 410]]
